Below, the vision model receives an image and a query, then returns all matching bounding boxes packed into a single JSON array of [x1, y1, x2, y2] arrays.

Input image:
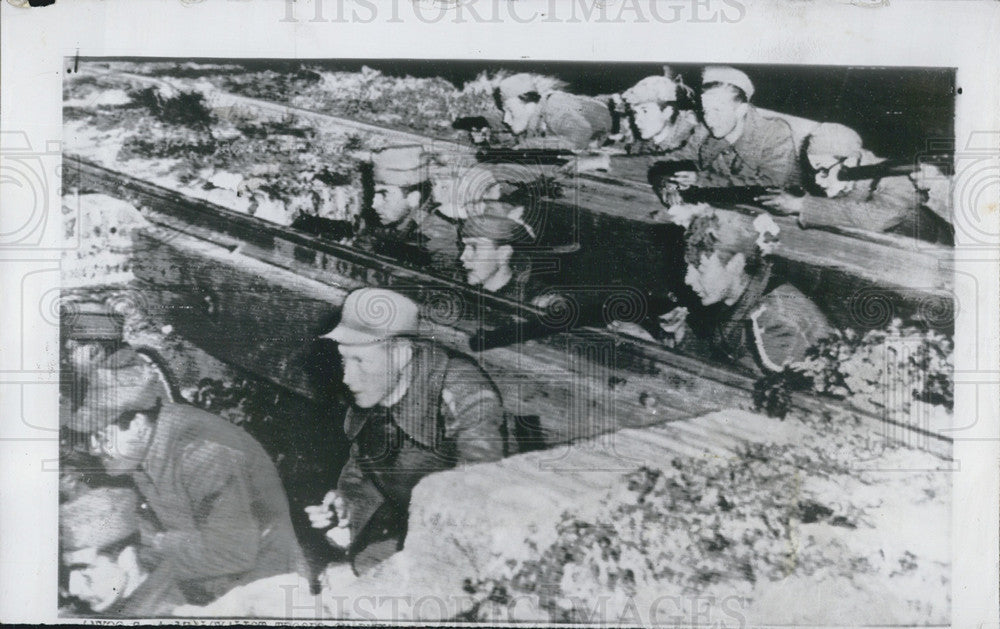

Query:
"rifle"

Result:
[[647, 160, 803, 206], [475, 148, 575, 166], [837, 154, 953, 181]]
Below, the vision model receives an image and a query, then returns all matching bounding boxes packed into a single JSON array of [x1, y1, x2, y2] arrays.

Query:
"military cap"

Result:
[[321, 288, 420, 346], [621, 76, 681, 106], [67, 348, 164, 433], [63, 301, 123, 342], [702, 66, 755, 100], [61, 487, 140, 552], [460, 200, 535, 246], [371, 145, 427, 187], [806, 123, 864, 159]]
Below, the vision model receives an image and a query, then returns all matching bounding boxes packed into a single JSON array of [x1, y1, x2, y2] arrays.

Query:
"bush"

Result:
[[754, 319, 953, 418], [464, 440, 889, 623]]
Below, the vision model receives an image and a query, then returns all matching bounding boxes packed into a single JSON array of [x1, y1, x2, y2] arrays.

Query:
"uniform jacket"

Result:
[[695, 105, 796, 188], [797, 150, 950, 242], [336, 341, 506, 563], [708, 274, 833, 375], [517, 91, 613, 151], [131, 403, 306, 605]]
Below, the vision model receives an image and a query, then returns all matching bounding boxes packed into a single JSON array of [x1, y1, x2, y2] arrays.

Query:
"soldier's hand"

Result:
[[756, 189, 803, 215], [470, 128, 492, 145], [658, 307, 689, 347], [305, 490, 348, 529], [669, 171, 698, 190]]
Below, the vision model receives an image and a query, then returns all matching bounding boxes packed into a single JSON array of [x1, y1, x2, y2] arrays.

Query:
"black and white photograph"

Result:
[[1, 1, 998, 626]]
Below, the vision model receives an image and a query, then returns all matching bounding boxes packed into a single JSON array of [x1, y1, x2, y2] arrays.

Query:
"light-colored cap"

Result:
[[702, 66, 754, 100], [67, 349, 164, 433], [460, 200, 535, 245], [61, 487, 140, 552], [371, 145, 427, 187], [622, 76, 680, 106], [807, 123, 864, 159], [321, 288, 420, 346]]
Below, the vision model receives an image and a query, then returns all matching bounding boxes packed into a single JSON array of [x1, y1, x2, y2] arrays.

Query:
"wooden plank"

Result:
[[132, 228, 757, 450]]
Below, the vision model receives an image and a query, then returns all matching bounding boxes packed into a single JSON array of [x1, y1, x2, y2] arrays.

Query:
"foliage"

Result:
[[218, 65, 499, 137], [464, 439, 889, 623], [754, 319, 953, 418]]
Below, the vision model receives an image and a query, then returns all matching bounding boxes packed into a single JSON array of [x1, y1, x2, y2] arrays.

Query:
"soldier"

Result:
[[306, 288, 507, 576], [670, 66, 796, 190], [571, 74, 705, 177], [69, 348, 307, 606], [459, 200, 538, 302], [680, 208, 832, 373], [495, 73, 613, 151], [362, 144, 462, 269], [757, 123, 953, 243], [61, 486, 185, 617], [615, 207, 833, 374]]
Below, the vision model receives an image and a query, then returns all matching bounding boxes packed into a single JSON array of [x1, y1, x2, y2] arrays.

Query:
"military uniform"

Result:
[[517, 91, 613, 151], [61, 486, 187, 618], [797, 150, 950, 242], [130, 403, 307, 605], [705, 277, 833, 374], [336, 340, 506, 574], [695, 105, 796, 188]]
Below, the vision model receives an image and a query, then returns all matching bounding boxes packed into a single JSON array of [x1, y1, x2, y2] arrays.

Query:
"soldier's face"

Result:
[[372, 184, 413, 225], [685, 251, 748, 306], [63, 547, 131, 612], [502, 97, 537, 135], [809, 154, 852, 197], [631, 102, 672, 140], [338, 342, 403, 408], [701, 87, 747, 139], [460, 237, 510, 287], [89, 416, 152, 476]]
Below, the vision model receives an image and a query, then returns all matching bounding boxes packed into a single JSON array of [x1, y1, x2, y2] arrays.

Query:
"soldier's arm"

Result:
[[741, 122, 796, 188], [798, 177, 914, 233], [156, 443, 259, 580], [440, 360, 506, 463], [526, 96, 598, 151], [335, 446, 384, 542]]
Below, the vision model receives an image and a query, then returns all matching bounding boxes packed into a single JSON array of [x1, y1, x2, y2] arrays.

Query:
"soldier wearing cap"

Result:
[[495, 73, 613, 151], [669, 66, 796, 190], [61, 486, 185, 617], [68, 348, 307, 606], [459, 200, 539, 302], [306, 288, 506, 575], [669, 207, 832, 374], [757, 123, 952, 242], [573, 75, 707, 178], [363, 144, 462, 269]]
